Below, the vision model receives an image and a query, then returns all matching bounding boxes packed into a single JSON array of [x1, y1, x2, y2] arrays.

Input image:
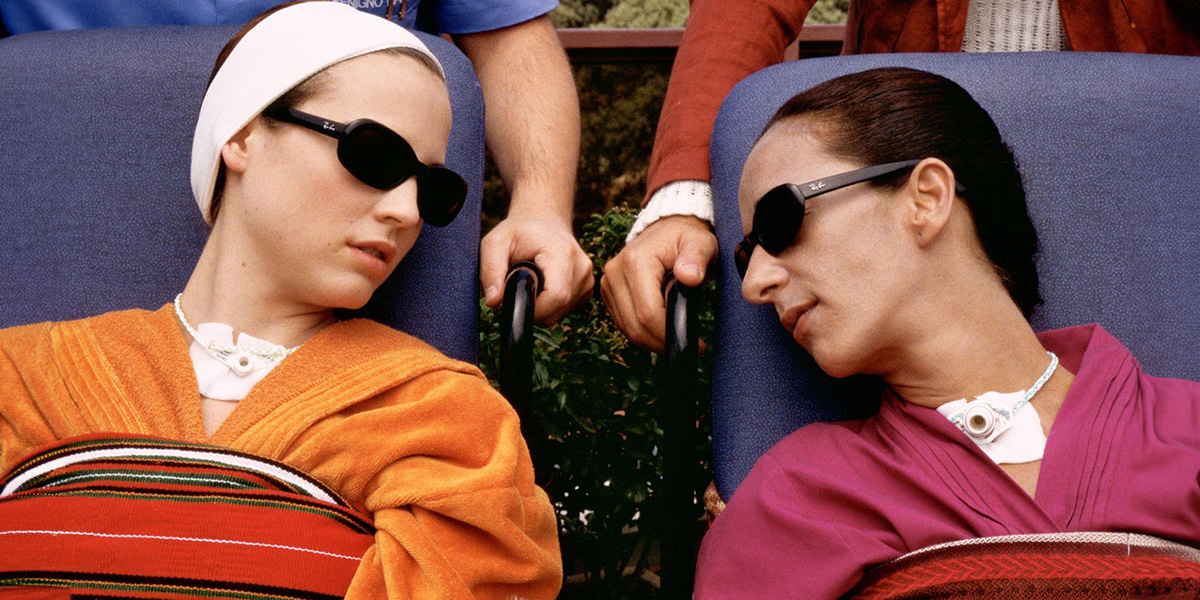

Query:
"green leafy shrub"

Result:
[[479, 207, 713, 598]]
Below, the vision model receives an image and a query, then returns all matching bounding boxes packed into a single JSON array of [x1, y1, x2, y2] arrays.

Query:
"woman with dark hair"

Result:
[[696, 67, 1200, 598], [0, 3, 560, 598]]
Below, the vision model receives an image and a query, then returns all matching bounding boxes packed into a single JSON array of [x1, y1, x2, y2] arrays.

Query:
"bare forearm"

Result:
[[462, 16, 590, 321], [455, 15, 580, 227]]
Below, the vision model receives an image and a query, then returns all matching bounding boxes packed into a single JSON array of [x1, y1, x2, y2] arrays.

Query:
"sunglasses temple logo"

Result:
[[808, 181, 826, 193]]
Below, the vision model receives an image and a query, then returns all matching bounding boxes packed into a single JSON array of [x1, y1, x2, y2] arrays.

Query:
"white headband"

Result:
[[190, 2, 444, 223]]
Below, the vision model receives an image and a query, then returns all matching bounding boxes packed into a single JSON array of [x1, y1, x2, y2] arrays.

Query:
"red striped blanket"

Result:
[[850, 532, 1200, 600], [0, 434, 375, 600]]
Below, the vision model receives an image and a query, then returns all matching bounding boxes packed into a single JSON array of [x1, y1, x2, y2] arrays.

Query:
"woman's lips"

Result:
[[780, 301, 816, 340], [350, 241, 396, 279], [352, 240, 396, 264]]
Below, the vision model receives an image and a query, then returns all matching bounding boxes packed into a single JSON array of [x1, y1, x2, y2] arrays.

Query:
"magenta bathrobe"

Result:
[[696, 324, 1200, 599]]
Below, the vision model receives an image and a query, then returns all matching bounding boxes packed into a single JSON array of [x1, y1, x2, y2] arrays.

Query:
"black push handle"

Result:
[[660, 272, 703, 599], [499, 261, 543, 451]]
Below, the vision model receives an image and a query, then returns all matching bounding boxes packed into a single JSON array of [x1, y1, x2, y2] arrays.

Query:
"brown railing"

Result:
[[557, 24, 845, 63]]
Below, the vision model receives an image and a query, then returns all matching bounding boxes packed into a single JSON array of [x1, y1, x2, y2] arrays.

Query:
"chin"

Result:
[[310, 281, 380, 312], [335, 297, 373, 311], [814, 358, 858, 379], [337, 289, 378, 311], [808, 342, 867, 380]]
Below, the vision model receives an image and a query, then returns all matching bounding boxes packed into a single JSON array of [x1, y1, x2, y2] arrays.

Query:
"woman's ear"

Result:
[[905, 158, 958, 248], [219, 121, 257, 175]]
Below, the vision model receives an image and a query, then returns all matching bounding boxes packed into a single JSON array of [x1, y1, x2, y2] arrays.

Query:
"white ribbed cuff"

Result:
[[625, 180, 714, 243]]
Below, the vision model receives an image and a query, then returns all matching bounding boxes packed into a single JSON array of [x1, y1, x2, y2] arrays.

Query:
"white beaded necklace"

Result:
[[173, 293, 295, 376]]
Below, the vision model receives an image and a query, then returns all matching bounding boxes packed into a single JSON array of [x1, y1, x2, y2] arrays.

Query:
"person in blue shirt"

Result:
[[0, 0, 593, 325]]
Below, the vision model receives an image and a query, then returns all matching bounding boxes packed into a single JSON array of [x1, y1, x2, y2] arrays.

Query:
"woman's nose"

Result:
[[373, 177, 422, 228], [741, 248, 787, 304]]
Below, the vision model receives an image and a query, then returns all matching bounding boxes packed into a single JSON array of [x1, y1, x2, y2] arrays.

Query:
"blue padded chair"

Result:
[[709, 52, 1200, 502], [0, 25, 484, 363]]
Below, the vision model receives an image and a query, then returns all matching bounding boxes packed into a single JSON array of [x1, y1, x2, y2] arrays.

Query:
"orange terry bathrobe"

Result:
[[0, 305, 562, 600]]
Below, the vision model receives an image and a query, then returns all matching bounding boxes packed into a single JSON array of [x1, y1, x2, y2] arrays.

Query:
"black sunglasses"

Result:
[[735, 159, 958, 278], [264, 105, 467, 227]]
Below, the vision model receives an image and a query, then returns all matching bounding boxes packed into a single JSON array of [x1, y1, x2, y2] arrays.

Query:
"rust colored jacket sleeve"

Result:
[[644, 0, 817, 205]]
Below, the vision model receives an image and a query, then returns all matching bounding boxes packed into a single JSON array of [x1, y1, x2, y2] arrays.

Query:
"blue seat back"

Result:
[[710, 52, 1200, 499], [0, 25, 484, 363]]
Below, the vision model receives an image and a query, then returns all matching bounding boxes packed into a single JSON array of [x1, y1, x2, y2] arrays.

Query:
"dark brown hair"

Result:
[[764, 67, 1042, 318]]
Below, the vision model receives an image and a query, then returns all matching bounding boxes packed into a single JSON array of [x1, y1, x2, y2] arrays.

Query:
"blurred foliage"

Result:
[[549, 0, 610, 28], [573, 62, 671, 223], [480, 208, 714, 598], [597, 0, 688, 28], [806, 0, 850, 24]]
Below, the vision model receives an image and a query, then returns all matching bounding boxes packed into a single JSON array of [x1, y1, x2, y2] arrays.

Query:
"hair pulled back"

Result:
[[765, 67, 1042, 318]]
